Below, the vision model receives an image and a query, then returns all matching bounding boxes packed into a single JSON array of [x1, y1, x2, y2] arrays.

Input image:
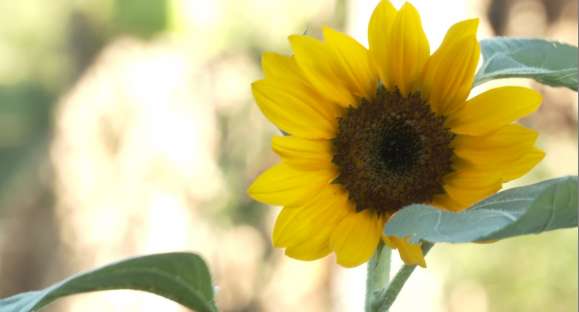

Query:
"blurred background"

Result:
[[0, 0, 576, 311]]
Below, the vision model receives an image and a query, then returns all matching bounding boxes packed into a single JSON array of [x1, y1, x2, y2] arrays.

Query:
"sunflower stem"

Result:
[[365, 241, 391, 312], [373, 242, 435, 312]]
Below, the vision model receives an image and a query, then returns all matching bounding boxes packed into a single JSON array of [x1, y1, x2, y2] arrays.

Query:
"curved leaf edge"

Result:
[[474, 37, 578, 91], [384, 176, 578, 244], [0, 252, 218, 312]]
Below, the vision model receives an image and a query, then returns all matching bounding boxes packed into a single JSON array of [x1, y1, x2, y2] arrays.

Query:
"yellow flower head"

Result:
[[248, 0, 544, 268]]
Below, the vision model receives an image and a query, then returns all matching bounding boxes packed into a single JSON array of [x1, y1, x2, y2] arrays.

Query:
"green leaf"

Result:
[[384, 176, 578, 244], [0, 252, 217, 312], [474, 38, 578, 91]]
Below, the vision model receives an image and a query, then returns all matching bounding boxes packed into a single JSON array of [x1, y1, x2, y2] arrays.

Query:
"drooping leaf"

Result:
[[0, 252, 217, 312], [474, 38, 578, 91], [384, 176, 578, 244]]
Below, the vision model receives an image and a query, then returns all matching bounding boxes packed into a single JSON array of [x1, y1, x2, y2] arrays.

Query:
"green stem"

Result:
[[374, 242, 435, 312], [365, 241, 391, 312]]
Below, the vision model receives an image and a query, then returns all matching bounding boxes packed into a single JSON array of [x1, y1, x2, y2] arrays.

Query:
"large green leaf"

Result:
[[384, 176, 578, 243], [474, 38, 578, 91], [0, 252, 217, 312]]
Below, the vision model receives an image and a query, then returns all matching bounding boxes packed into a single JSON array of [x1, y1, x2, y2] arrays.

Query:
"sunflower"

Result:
[[248, 0, 544, 268]]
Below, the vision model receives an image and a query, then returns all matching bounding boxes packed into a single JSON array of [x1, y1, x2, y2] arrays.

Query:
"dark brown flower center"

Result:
[[332, 86, 455, 215]]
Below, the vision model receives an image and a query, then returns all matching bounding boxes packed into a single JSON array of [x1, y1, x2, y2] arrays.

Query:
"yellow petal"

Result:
[[323, 27, 378, 100], [261, 52, 341, 121], [272, 136, 334, 170], [454, 124, 539, 162], [444, 183, 502, 210], [273, 186, 353, 262], [442, 162, 503, 210], [330, 210, 382, 267], [284, 238, 332, 260], [447, 87, 542, 135], [420, 19, 480, 115], [248, 162, 336, 207], [453, 125, 542, 181], [500, 147, 545, 181], [386, 3, 430, 95], [272, 185, 350, 248], [440, 18, 479, 44], [262, 52, 304, 84], [431, 193, 465, 211], [272, 207, 301, 248], [368, 0, 397, 87], [383, 236, 426, 267], [252, 80, 337, 139], [284, 189, 351, 260], [289, 35, 356, 107]]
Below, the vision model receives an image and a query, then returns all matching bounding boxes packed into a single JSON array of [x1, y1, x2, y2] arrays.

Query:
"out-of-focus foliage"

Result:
[[113, 0, 168, 38], [0, 83, 52, 193], [431, 229, 577, 312]]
